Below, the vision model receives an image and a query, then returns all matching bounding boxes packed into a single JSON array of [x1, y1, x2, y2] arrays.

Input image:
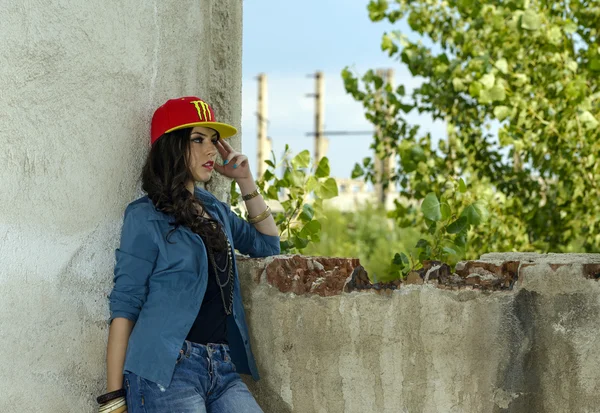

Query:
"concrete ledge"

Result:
[[239, 253, 600, 294], [237, 253, 600, 413]]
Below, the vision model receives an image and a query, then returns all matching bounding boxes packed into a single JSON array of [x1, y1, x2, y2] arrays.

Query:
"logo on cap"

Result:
[[190, 100, 213, 122]]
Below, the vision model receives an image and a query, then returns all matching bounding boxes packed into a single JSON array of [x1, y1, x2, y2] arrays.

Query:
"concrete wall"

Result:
[[238, 253, 600, 413], [0, 1, 242, 411]]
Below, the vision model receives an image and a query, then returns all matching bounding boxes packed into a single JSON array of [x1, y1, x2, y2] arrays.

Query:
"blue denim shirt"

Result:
[[108, 187, 280, 387]]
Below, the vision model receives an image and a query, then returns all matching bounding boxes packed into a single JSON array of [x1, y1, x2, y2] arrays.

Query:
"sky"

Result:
[[241, 0, 445, 178]]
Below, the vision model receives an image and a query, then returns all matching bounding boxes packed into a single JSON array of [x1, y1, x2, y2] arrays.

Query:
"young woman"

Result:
[[97, 96, 279, 413]]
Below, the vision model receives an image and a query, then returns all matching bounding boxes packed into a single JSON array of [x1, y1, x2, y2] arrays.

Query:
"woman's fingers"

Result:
[[231, 155, 248, 168], [216, 140, 238, 165], [220, 139, 235, 152], [224, 152, 238, 165], [215, 140, 230, 159], [215, 140, 249, 169]]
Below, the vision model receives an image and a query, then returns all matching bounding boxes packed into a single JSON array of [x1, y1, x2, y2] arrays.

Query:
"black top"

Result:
[[185, 242, 233, 345]]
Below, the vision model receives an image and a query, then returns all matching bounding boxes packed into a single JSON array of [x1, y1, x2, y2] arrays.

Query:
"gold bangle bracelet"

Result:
[[242, 189, 260, 201], [99, 397, 126, 413], [108, 405, 127, 413], [248, 206, 271, 224]]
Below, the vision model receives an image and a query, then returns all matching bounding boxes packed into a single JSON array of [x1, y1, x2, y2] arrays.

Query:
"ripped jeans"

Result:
[[124, 341, 263, 413]]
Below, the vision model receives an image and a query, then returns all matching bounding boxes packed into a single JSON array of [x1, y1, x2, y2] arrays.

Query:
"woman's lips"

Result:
[[203, 161, 214, 170]]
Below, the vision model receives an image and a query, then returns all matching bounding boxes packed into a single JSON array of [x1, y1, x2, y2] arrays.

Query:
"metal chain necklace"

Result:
[[206, 227, 234, 315]]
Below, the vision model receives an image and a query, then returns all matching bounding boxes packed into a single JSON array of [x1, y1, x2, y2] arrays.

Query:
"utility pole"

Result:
[[256, 73, 271, 177], [304, 70, 399, 209], [374, 68, 396, 206], [307, 71, 328, 163]]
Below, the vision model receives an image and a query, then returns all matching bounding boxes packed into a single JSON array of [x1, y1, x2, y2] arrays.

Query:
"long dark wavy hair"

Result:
[[141, 128, 227, 251]]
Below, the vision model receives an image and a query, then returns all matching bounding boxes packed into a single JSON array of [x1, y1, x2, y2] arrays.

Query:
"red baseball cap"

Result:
[[150, 96, 238, 145]]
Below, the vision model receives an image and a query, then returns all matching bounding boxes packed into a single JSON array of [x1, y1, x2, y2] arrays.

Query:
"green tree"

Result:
[[344, 0, 600, 256], [303, 203, 419, 282]]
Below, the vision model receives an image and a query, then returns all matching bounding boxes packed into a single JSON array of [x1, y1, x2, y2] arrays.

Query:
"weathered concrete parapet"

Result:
[[237, 253, 600, 413]]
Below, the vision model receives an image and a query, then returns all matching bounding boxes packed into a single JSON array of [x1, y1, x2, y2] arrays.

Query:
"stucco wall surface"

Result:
[[0, 1, 242, 411], [238, 253, 600, 413]]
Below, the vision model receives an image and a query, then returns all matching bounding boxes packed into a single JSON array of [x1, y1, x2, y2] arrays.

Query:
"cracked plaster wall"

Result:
[[0, 1, 242, 411]]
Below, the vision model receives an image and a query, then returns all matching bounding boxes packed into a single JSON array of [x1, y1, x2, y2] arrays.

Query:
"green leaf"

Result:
[[411, 145, 427, 162], [427, 220, 437, 235], [461, 202, 490, 226], [306, 176, 318, 193], [381, 33, 398, 56], [495, 58, 508, 74], [393, 252, 410, 267], [458, 178, 467, 193], [454, 230, 468, 247], [447, 216, 468, 234], [418, 245, 432, 261], [264, 160, 275, 168], [512, 73, 528, 86], [490, 85, 506, 101], [291, 150, 311, 169], [351, 163, 365, 179], [563, 21, 577, 34], [579, 111, 599, 129], [480, 74, 495, 89], [452, 78, 466, 91], [280, 239, 293, 253], [300, 219, 321, 237], [547, 26, 562, 45], [368, 0, 389, 21], [521, 10, 542, 31], [442, 246, 458, 256], [290, 170, 305, 187], [315, 157, 331, 178], [266, 186, 279, 200], [441, 203, 451, 221], [416, 238, 430, 248], [262, 169, 275, 182], [299, 204, 315, 222], [315, 178, 339, 200], [494, 106, 511, 120], [479, 89, 492, 104], [421, 193, 442, 221], [589, 58, 600, 72], [469, 81, 482, 97], [293, 237, 309, 250]]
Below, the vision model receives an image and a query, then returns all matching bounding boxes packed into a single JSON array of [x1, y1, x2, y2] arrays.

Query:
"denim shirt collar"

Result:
[[193, 187, 217, 206]]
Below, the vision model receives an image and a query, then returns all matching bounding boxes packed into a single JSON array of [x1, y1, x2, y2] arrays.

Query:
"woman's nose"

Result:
[[206, 141, 217, 156]]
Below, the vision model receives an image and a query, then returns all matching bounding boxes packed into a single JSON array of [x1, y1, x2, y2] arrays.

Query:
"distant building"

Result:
[[324, 178, 401, 212]]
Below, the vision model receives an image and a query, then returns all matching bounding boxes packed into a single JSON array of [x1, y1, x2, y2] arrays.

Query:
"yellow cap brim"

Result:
[[165, 122, 238, 139]]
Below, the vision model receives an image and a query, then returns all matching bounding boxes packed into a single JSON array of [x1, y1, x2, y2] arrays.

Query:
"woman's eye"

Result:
[[211, 139, 219, 144], [192, 137, 203, 143]]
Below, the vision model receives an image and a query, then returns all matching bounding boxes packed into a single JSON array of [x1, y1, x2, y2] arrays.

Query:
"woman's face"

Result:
[[187, 126, 219, 183]]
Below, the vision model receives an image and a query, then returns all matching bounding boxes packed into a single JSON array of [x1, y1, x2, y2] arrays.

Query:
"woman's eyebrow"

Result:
[[191, 131, 218, 138]]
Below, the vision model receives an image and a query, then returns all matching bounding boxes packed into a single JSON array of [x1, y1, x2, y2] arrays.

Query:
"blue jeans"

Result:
[[124, 341, 263, 413]]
